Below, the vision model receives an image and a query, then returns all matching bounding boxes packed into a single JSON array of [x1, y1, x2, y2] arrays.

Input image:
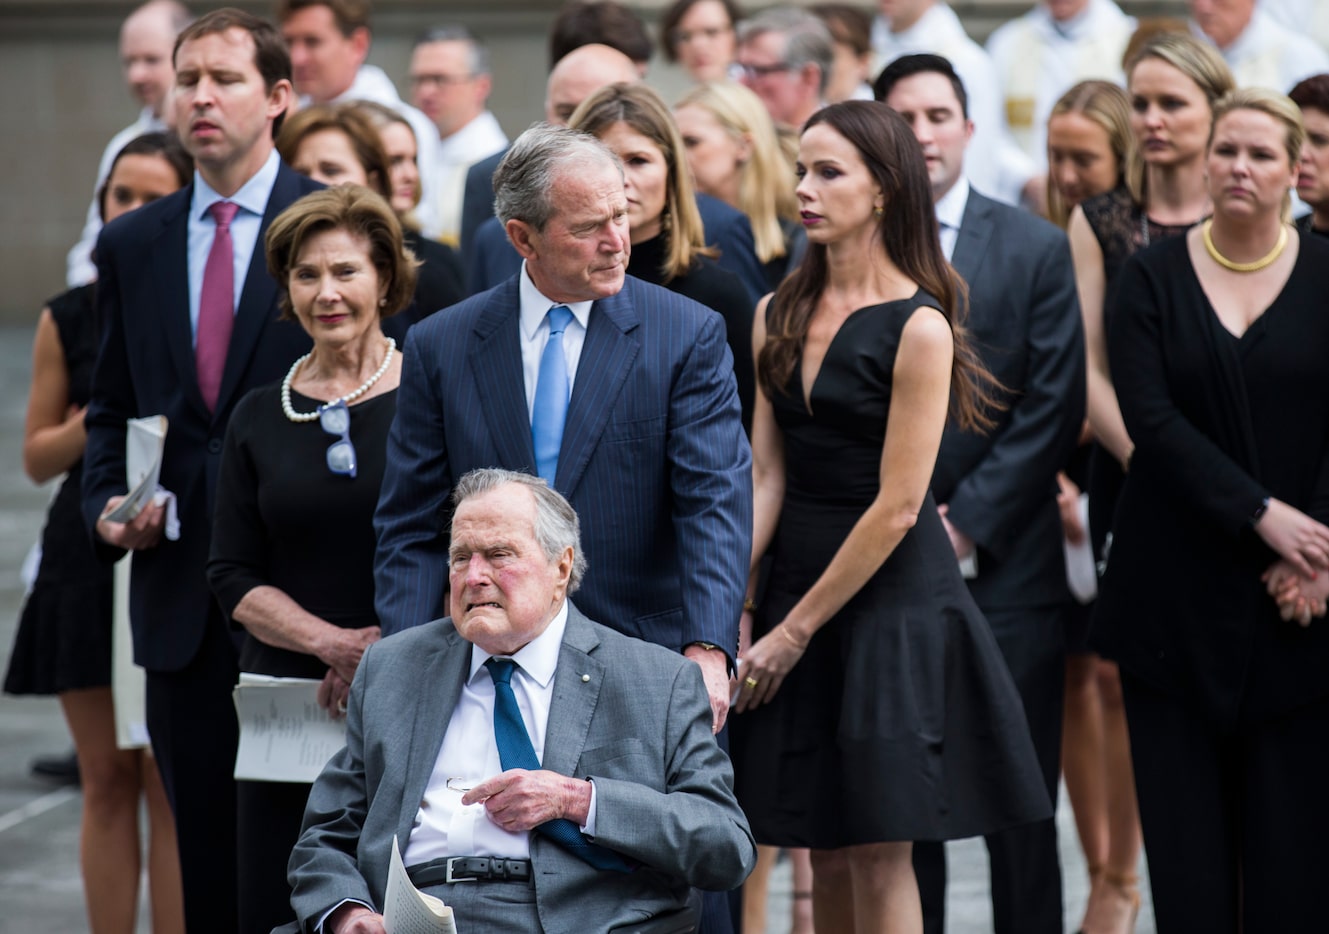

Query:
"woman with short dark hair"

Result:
[[207, 184, 416, 932]]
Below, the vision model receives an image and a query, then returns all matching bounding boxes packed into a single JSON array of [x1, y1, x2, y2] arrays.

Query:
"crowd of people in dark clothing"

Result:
[[9, 1, 1329, 932]]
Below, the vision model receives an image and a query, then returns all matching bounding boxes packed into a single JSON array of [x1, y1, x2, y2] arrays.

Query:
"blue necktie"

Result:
[[484, 657, 632, 872], [531, 305, 574, 484]]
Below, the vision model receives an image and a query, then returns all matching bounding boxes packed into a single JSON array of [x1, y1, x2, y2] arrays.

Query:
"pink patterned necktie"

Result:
[[196, 200, 240, 412]]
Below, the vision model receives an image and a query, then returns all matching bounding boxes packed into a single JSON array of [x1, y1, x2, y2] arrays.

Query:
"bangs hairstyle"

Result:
[[275, 103, 392, 199], [759, 101, 998, 433], [265, 185, 418, 320], [1045, 80, 1132, 229], [660, 0, 743, 61], [677, 80, 798, 263], [174, 8, 292, 137], [1124, 32, 1234, 205], [1210, 87, 1305, 221], [570, 82, 713, 282]]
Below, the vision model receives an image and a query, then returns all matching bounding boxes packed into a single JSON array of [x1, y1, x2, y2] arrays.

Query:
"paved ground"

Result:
[[0, 324, 1155, 933]]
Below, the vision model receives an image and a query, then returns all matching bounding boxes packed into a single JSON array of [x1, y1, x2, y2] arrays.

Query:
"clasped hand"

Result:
[[1264, 560, 1329, 626]]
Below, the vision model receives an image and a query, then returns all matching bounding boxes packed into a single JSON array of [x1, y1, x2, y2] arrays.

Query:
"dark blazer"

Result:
[[465, 192, 769, 305], [460, 147, 506, 276], [81, 162, 321, 671], [931, 188, 1085, 609], [288, 604, 757, 933], [372, 273, 752, 656], [1096, 233, 1329, 720]]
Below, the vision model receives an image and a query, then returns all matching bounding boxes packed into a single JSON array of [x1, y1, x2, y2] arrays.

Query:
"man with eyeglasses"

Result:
[[409, 27, 507, 248], [734, 7, 833, 134]]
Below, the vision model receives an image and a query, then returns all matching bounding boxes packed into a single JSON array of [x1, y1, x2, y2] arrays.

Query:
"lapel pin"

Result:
[[581, 674, 590, 682]]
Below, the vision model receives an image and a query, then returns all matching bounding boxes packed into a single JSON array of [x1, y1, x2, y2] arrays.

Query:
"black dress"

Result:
[[4, 285, 113, 695], [207, 381, 395, 932], [627, 233, 756, 433], [1080, 185, 1195, 566], [729, 293, 1051, 847], [381, 230, 466, 344]]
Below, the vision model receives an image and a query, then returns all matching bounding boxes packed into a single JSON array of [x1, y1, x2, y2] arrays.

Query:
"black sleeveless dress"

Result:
[[729, 292, 1051, 847], [1080, 186, 1194, 566], [4, 285, 114, 695]]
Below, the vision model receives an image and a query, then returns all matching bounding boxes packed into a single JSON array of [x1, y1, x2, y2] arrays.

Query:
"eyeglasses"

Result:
[[319, 399, 357, 479], [671, 24, 732, 45], [733, 61, 795, 81], [409, 73, 475, 89]]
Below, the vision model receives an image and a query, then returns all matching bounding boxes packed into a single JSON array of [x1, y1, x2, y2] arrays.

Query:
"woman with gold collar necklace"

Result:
[[1092, 86, 1329, 932]]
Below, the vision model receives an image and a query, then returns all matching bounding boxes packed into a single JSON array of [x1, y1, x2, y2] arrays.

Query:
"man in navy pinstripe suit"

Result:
[[373, 124, 752, 737]]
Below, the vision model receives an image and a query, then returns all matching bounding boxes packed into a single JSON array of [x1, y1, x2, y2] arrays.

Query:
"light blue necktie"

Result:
[[484, 657, 632, 872], [531, 305, 574, 484]]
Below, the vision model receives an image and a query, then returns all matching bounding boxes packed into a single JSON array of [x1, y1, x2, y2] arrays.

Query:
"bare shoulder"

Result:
[[899, 304, 954, 357]]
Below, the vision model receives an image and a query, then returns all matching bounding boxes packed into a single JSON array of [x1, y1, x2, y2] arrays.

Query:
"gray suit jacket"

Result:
[[288, 604, 756, 932]]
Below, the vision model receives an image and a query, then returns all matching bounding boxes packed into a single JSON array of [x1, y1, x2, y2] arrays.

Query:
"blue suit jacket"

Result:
[[372, 274, 752, 656], [81, 162, 322, 671]]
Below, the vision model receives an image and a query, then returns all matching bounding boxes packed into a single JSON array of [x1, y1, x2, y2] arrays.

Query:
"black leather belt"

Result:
[[407, 856, 533, 886]]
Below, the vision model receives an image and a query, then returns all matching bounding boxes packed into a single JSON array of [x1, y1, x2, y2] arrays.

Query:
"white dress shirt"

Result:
[[871, 2, 1033, 205], [66, 107, 168, 288], [986, 0, 1135, 171], [432, 110, 508, 245], [935, 176, 970, 262], [186, 150, 280, 342], [518, 261, 593, 419], [1194, 9, 1329, 93], [404, 602, 599, 865]]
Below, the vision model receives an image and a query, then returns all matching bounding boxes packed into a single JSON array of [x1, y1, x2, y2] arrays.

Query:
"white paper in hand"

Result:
[[103, 415, 167, 523], [1063, 492, 1098, 604], [385, 835, 459, 934], [232, 675, 347, 782]]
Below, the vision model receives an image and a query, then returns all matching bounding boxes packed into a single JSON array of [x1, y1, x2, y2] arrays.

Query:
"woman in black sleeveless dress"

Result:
[[728, 101, 1048, 932], [4, 133, 190, 934]]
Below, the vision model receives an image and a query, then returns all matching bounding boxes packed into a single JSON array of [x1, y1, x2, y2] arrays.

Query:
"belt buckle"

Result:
[[444, 856, 478, 883]]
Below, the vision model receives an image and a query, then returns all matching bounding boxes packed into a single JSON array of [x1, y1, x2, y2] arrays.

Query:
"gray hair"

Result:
[[451, 468, 587, 592], [492, 123, 622, 231], [414, 24, 490, 77], [737, 7, 833, 96]]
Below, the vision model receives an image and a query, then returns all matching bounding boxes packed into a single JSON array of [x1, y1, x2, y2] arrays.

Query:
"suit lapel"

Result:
[[950, 190, 995, 286], [394, 623, 471, 849], [556, 284, 640, 496], [150, 193, 211, 418], [469, 278, 537, 473], [541, 604, 604, 777], [213, 164, 297, 418]]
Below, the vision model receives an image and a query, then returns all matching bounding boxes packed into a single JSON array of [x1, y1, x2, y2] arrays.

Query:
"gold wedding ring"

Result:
[[744, 677, 759, 690]]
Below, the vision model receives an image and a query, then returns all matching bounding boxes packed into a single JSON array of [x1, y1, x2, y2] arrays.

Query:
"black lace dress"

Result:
[[1080, 185, 1195, 566]]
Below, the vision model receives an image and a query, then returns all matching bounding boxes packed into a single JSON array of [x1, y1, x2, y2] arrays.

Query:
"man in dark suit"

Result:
[[293, 469, 755, 934], [374, 123, 750, 729], [81, 10, 321, 930], [460, 43, 769, 303], [879, 55, 1086, 934]]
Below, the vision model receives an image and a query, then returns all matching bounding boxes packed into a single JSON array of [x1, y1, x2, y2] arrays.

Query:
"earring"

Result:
[[379, 298, 387, 307], [874, 206, 884, 218]]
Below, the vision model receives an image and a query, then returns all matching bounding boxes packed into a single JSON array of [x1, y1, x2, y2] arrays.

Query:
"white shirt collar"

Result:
[[191, 149, 280, 221], [518, 260, 594, 341], [436, 110, 508, 162], [468, 599, 569, 690], [1193, 7, 1268, 56], [935, 175, 971, 231]]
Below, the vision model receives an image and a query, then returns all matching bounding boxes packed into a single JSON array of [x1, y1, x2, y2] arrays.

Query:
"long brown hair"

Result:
[[758, 100, 996, 432]]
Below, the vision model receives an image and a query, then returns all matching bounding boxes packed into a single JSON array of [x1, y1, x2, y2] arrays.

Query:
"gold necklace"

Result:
[[1201, 219, 1288, 273]]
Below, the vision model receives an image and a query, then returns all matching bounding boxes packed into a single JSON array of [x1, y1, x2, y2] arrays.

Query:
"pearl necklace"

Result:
[[1201, 219, 1288, 273], [281, 336, 396, 423]]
